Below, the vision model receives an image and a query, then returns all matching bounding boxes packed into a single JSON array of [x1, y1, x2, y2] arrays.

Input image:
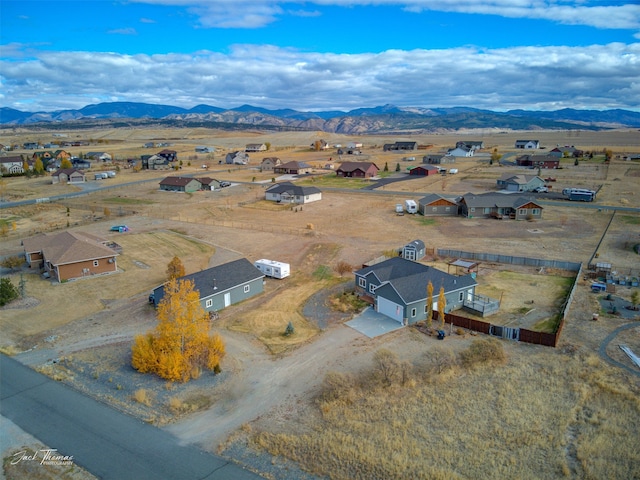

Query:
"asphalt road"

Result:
[[0, 354, 264, 480]]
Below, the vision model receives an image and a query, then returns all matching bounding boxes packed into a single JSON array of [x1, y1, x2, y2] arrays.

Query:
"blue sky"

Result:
[[1, 0, 639, 113]]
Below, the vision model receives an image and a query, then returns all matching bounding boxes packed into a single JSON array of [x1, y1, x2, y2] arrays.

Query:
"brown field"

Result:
[[1, 127, 639, 480]]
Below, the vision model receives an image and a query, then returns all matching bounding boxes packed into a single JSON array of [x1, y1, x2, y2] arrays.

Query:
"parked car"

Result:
[[220, 181, 231, 187], [533, 186, 549, 193], [110, 225, 129, 232]]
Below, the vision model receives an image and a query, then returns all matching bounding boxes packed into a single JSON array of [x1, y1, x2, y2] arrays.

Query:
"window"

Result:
[[532, 208, 540, 215], [518, 208, 527, 215], [470, 207, 475, 212], [424, 305, 428, 313], [484, 207, 491, 214], [445, 206, 451, 211], [244, 285, 250, 293], [411, 308, 416, 317], [93, 260, 99, 267], [459, 291, 464, 302], [369, 284, 376, 293], [206, 299, 213, 308], [358, 277, 366, 288], [432, 207, 437, 212]]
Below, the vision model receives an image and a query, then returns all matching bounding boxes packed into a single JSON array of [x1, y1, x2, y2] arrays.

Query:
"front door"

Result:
[[224, 292, 231, 308]]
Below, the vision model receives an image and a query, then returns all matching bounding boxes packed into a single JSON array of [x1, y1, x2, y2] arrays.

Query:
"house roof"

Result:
[[261, 157, 281, 163], [418, 194, 458, 206], [196, 177, 218, 185], [53, 168, 84, 176], [154, 258, 264, 303], [22, 231, 117, 266], [461, 192, 541, 209], [278, 161, 312, 169], [159, 176, 200, 186], [336, 161, 379, 172], [0, 156, 24, 164], [356, 257, 476, 304], [498, 174, 542, 184], [85, 151, 109, 157], [266, 182, 320, 196]]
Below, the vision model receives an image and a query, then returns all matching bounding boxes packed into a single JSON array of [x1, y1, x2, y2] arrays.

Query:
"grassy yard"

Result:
[[250, 344, 640, 480]]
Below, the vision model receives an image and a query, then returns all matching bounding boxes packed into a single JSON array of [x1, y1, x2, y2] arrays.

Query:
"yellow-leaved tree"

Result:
[[166, 256, 186, 281], [131, 278, 225, 382], [60, 158, 72, 169], [438, 286, 447, 329]]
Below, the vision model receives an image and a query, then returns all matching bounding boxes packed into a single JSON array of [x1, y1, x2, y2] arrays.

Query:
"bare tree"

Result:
[[374, 348, 399, 386]]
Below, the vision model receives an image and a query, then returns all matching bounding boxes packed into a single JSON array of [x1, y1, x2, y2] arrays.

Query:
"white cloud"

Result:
[[107, 28, 138, 35], [133, 0, 640, 30], [1, 42, 638, 111]]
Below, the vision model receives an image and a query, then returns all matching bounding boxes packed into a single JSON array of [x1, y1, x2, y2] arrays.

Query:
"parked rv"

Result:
[[562, 188, 596, 202], [254, 259, 290, 279], [395, 204, 404, 215], [448, 168, 458, 174], [405, 199, 418, 214], [106, 171, 116, 178], [94, 172, 108, 180]]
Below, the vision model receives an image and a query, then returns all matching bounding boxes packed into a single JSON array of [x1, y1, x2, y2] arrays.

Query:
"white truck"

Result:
[[405, 199, 418, 214], [395, 204, 404, 215]]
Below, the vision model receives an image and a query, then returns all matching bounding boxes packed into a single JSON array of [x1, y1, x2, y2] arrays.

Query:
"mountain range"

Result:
[[1, 102, 639, 134]]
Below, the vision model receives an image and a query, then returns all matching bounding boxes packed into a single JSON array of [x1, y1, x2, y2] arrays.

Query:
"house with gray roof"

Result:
[[383, 141, 418, 151], [265, 182, 322, 204], [273, 161, 313, 175], [496, 174, 545, 192], [459, 192, 543, 220], [226, 151, 250, 165], [355, 257, 477, 325], [422, 154, 456, 165], [515, 140, 540, 149], [151, 258, 264, 313]]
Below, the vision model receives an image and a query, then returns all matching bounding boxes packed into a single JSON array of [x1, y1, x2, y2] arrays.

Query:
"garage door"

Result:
[[377, 297, 404, 324]]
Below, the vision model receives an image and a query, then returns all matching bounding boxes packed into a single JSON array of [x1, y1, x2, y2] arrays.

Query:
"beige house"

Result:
[[23, 231, 119, 282], [260, 157, 282, 171], [52, 168, 86, 184]]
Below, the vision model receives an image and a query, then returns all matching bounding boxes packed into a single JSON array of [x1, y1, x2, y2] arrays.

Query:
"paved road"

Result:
[[0, 354, 264, 480]]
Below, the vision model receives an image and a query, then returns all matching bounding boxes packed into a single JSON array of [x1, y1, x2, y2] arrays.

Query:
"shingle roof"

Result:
[[356, 257, 476, 304], [159, 176, 199, 186], [336, 161, 379, 172], [22, 231, 117, 266], [418, 194, 458, 206], [153, 258, 264, 304], [266, 182, 320, 196], [461, 192, 540, 209]]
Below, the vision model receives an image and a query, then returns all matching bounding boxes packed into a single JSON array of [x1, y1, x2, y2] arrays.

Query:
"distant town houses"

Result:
[[549, 146, 583, 158]]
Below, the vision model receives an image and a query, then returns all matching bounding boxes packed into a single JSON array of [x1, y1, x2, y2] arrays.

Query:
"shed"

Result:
[[448, 259, 479, 276], [254, 259, 290, 279], [402, 240, 425, 262]]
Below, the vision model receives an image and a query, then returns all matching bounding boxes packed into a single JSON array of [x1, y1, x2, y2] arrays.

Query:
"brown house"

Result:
[[515, 154, 560, 169], [408, 165, 439, 176], [52, 168, 86, 184], [336, 161, 379, 178], [273, 161, 313, 175], [22, 231, 119, 282], [418, 194, 459, 216]]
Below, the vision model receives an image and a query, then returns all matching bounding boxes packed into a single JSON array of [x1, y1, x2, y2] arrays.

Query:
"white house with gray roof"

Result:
[[355, 257, 477, 325], [265, 182, 322, 204]]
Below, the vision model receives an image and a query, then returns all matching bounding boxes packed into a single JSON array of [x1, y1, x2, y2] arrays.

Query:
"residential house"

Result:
[[418, 194, 459, 216], [273, 161, 313, 175], [459, 193, 543, 220], [22, 231, 119, 282], [335, 161, 379, 178], [52, 168, 86, 184], [85, 152, 112, 162], [197, 177, 221, 191], [143, 142, 155, 148], [225, 151, 250, 165], [265, 182, 322, 204], [402, 240, 425, 261], [260, 157, 282, 171], [310, 139, 330, 150], [515, 154, 559, 169], [72, 157, 92, 169], [354, 257, 477, 325], [0, 156, 27, 174], [347, 142, 363, 149], [245, 143, 267, 153], [515, 140, 540, 149], [408, 165, 439, 176], [456, 140, 484, 151], [496, 174, 545, 192], [447, 146, 474, 157], [549, 146, 583, 158], [23, 142, 40, 150], [195, 146, 214, 153], [151, 258, 264, 313], [422, 154, 456, 165], [383, 141, 418, 152], [157, 149, 178, 163], [142, 154, 172, 170], [159, 176, 202, 193]]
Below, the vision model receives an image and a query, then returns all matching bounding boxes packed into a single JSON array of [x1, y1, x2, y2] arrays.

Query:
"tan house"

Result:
[[52, 168, 86, 184], [260, 157, 282, 171], [22, 231, 119, 282]]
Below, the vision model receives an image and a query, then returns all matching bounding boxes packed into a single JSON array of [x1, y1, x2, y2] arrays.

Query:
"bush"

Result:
[[0, 277, 19, 306], [459, 338, 506, 367], [133, 388, 153, 406], [319, 371, 356, 403]]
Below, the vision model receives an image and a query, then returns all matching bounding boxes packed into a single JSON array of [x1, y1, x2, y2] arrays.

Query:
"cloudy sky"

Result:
[[1, 0, 639, 113]]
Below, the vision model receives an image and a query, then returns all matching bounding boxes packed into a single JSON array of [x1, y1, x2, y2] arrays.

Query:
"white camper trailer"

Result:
[[405, 199, 418, 214], [254, 259, 290, 279]]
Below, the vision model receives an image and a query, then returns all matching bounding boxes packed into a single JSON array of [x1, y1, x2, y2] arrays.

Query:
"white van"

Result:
[[405, 199, 418, 214], [449, 168, 459, 174]]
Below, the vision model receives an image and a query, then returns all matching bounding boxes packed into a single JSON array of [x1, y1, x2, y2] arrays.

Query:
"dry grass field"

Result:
[[1, 126, 639, 480]]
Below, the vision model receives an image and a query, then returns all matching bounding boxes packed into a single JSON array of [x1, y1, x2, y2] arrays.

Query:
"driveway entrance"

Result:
[[346, 307, 405, 338]]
